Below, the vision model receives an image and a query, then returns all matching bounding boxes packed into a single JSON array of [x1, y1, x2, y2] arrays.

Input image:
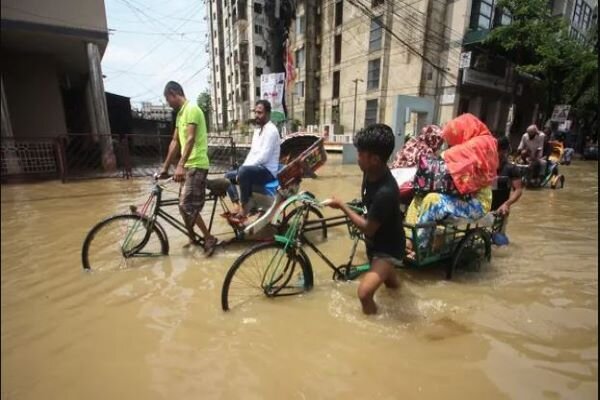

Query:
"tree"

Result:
[[196, 91, 212, 131], [484, 0, 598, 137]]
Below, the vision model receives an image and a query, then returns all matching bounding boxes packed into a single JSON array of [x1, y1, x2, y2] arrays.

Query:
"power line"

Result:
[[347, 0, 457, 86], [106, 1, 205, 82]]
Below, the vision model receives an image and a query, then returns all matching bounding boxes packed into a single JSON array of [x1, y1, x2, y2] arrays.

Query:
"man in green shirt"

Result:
[[159, 81, 217, 255]]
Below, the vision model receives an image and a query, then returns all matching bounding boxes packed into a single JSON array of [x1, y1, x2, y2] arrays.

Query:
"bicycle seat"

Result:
[[206, 178, 231, 197]]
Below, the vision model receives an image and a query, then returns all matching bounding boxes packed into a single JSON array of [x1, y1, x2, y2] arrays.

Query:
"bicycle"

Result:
[[221, 194, 498, 311], [81, 138, 330, 272], [221, 194, 368, 311]]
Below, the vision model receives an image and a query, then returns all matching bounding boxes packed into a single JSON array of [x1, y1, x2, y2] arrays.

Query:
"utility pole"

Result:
[[352, 78, 363, 135]]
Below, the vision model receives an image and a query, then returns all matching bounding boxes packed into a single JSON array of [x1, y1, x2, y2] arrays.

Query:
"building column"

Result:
[[1, 76, 13, 138], [85, 82, 99, 136], [86, 42, 116, 172], [1, 75, 22, 174]]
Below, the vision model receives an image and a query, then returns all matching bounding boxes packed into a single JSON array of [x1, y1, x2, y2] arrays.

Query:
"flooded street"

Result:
[[1, 155, 597, 399]]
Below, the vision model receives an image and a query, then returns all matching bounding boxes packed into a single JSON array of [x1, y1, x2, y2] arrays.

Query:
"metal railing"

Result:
[[1, 133, 250, 183]]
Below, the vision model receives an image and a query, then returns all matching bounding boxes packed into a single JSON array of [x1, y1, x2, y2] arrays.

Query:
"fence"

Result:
[[0, 134, 250, 183]]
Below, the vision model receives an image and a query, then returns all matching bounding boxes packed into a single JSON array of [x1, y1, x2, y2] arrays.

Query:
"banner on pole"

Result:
[[260, 72, 286, 123]]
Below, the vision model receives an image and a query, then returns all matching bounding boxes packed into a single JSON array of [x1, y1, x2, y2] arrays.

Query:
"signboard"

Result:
[[551, 105, 571, 122], [459, 51, 472, 69], [462, 68, 511, 93], [260, 72, 286, 123], [558, 120, 572, 131]]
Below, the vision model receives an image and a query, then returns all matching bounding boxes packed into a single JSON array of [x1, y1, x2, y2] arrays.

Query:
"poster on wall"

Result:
[[260, 73, 286, 123]]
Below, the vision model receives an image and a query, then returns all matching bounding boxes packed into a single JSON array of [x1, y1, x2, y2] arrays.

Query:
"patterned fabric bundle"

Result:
[[412, 154, 461, 196], [391, 125, 444, 168]]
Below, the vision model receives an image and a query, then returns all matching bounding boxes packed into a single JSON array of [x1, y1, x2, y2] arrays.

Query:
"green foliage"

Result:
[[484, 0, 598, 133], [196, 91, 211, 131], [291, 119, 303, 132]]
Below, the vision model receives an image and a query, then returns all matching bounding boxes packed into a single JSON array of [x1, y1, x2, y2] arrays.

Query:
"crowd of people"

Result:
[[158, 80, 570, 315]]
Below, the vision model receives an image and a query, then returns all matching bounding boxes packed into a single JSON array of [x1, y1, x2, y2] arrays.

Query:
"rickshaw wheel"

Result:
[[447, 228, 491, 280]]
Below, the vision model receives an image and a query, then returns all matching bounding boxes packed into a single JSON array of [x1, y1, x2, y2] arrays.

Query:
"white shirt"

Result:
[[243, 121, 281, 177], [518, 132, 546, 160]]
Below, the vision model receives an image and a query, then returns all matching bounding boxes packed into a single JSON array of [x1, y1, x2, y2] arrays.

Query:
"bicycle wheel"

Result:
[[278, 204, 327, 242], [447, 228, 491, 280], [221, 241, 313, 311], [82, 214, 169, 271]]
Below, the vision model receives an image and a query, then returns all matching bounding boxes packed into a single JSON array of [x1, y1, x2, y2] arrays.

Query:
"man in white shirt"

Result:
[[224, 100, 281, 220], [518, 125, 546, 162], [518, 124, 546, 184]]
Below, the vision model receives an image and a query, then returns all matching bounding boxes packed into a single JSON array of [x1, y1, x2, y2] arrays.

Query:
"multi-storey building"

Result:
[[286, 0, 597, 143], [208, 0, 276, 131], [138, 102, 173, 121], [450, 0, 596, 144], [552, 0, 598, 42], [287, 0, 457, 141]]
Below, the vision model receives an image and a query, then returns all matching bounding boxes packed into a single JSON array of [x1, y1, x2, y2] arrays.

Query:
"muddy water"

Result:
[[1, 156, 597, 399]]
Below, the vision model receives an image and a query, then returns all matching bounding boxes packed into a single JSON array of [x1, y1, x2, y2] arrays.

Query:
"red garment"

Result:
[[442, 113, 498, 195]]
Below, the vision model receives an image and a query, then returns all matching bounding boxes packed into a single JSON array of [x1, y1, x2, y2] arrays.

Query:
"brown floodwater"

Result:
[[1, 155, 597, 399]]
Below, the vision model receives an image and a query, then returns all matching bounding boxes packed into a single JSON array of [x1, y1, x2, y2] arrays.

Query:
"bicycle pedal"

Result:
[[129, 205, 138, 213]]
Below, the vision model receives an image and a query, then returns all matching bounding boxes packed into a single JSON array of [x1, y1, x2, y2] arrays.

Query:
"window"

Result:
[[372, 0, 384, 6], [334, 34, 342, 64], [255, 46, 263, 56], [500, 10, 512, 26], [295, 81, 304, 97], [572, 0, 594, 30], [255, 67, 263, 77], [364, 99, 378, 126], [295, 48, 305, 66], [256, 87, 261, 98], [367, 58, 380, 90], [335, 1, 343, 27], [254, 3, 262, 14], [369, 17, 383, 52], [332, 70, 340, 99], [469, 0, 494, 30], [332, 105, 340, 124], [225, 18, 228, 28], [254, 24, 263, 34], [296, 15, 305, 35]]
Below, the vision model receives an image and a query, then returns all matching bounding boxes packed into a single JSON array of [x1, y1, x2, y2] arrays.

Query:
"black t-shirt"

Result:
[[492, 160, 521, 210], [361, 169, 405, 260]]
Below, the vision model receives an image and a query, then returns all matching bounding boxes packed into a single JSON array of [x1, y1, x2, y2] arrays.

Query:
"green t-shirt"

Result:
[[176, 101, 210, 169]]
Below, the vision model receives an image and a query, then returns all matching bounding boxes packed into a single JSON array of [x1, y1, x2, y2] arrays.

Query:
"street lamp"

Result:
[[352, 78, 363, 135]]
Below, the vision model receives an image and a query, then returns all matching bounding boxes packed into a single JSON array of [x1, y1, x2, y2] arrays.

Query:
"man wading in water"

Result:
[[326, 124, 405, 315], [158, 81, 218, 256]]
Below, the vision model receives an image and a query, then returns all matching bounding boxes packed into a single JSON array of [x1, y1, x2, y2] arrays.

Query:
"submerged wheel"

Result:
[[278, 204, 328, 242], [221, 241, 314, 311], [447, 228, 491, 280], [81, 214, 169, 271]]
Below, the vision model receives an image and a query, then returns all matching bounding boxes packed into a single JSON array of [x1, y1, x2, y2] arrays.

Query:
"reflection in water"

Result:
[[1, 156, 598, 399]]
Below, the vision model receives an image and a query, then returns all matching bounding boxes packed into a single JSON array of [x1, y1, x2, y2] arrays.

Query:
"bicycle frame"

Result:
[[131, 180, 224, 248], [272, 196, 370, 280]]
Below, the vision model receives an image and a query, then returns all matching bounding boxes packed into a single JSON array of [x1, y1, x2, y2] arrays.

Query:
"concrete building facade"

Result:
[[208, 0, 275, 130], [1, 0, 115, 171]]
